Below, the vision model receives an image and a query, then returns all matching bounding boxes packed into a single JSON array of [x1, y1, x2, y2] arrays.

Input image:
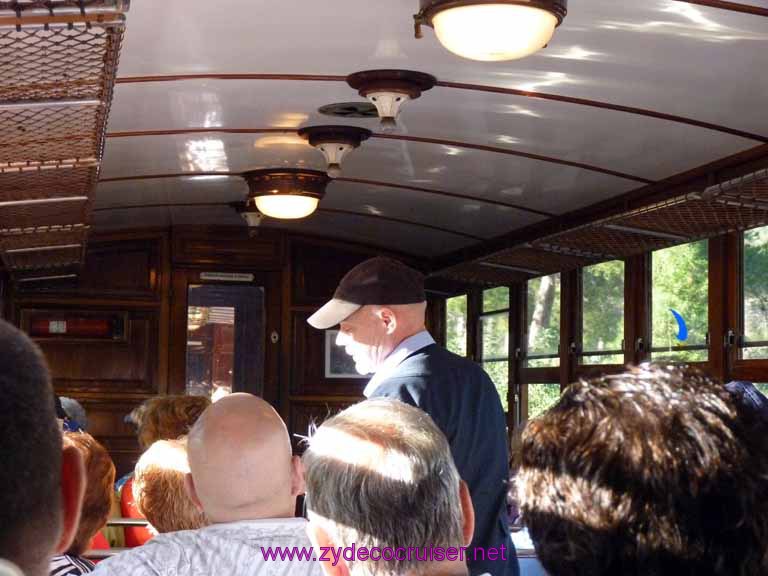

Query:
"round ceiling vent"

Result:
[[318, 102, 378, 118]]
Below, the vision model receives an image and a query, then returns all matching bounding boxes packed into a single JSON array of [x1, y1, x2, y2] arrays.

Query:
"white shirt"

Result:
[[92, 517, 321, 576], [363, 330, 435, 397]]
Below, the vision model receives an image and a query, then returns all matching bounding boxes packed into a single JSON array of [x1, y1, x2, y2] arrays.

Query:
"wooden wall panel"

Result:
[[173, 227, 283, 269], [289, 311, 367, 396], [32, 309, 159, 395], [291, 241, 372, 306], [5, 227, 435, 477], [76, 397, 146, 478], [17, 237, 162, 300]]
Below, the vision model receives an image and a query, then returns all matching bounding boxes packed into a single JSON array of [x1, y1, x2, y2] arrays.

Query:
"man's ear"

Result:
[[306, 519, 350, 576], [376, 307, 397, 335], [459, 480, 475, 547], [184, 473, 204, 512], [55, 442, 85, 554], [290, 455, 306, 497]]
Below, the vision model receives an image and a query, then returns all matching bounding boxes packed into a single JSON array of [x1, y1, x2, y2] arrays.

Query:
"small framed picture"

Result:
[[324, 329, 360, 378]]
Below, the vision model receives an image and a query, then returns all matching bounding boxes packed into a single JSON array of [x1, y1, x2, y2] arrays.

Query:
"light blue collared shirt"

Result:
[[363, 330, 435, 397]]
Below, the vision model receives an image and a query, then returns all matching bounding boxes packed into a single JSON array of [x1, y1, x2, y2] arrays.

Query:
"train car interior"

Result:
[[1, 1, 767, 575]]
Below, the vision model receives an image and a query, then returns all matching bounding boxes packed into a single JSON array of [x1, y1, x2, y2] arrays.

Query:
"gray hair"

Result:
[[303, 399, 463, 576]]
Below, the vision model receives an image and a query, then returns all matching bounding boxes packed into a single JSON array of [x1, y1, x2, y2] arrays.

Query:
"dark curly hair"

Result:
[[518, 364, 768, 576]]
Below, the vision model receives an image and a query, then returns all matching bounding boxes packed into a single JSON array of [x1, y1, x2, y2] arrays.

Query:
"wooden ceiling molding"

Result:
[[319, 207, 483, 240], [0, 1, 128, 283], [96, 172, 556, 218], [105, 128, 650, 183], [435, 81, 768, 144], [112, 74, 768, 144], [430, 261, 532, 288], [673, 0, 768, 17], [93, 199, 483, 242]]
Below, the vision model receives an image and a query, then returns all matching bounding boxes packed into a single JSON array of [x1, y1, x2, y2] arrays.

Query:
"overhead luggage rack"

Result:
[[431, 168, 768, 287], [0, 0, 128, 283]]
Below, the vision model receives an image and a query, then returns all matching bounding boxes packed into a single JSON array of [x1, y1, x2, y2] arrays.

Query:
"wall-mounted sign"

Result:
[[200, 272, 255, 282], [22, 309, 127, 341]]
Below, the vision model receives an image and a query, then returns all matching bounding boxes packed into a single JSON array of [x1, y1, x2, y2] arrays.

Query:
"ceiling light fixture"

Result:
[[414, 0, 567, 61], [240, 169, 330, 220], [346, 70, 436, 131], [297, 125, 372, 178]]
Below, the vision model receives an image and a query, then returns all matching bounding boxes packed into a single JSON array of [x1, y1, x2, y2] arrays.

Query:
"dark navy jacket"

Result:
[[368, 344, 519, 576]]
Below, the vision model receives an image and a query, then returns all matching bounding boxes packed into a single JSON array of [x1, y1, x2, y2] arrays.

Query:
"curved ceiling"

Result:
[[94, 0, 768, 256]]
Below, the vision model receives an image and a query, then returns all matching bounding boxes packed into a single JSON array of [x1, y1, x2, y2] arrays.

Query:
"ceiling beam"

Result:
[[113, 74, 768, 143], [673, 0, 768, 17], [436, 82, 768, 144], [106, 128, 652, 184], [375, 133, 652, 183], [97, 172, 554, 217], [92, 201, 483, 240], [333, 177, 555, 217], [431, 143, 768, 273]]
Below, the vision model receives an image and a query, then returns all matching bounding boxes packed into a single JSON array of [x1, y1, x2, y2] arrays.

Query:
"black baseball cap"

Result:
[[307, 257, 426, 329]]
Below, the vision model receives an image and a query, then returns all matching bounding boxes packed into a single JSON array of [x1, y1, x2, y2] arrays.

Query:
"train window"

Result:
[[186, 284, 265, 398], [742, 226, 768, 360], [581, 260, 625, 365], [651, 241, 709, 362], [483, 286, 509, 313], [445, 294, 468, 357], [756, 383, 768, 396], [526, 274, 561, 368], [527, 383, 561, 420], [480, 287, 510, 412]]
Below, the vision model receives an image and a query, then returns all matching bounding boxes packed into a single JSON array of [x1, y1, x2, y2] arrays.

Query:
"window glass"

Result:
[[743, 226, 768, 360], [755, 383, 768, 396], [651, 241, 708, 362], [582, 261, 624, 365], [526, 274, 561, 367], [483, 286, 509, 313], [186, 284, 264, 398], [483, 361, 509, 412], [480, 312, 509, 360], [527, 383, 561, 420], [446, 295, 467, 357]]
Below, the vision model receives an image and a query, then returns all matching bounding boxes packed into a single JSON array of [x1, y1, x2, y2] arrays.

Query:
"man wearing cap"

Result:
[[308, 257, 518, 576]]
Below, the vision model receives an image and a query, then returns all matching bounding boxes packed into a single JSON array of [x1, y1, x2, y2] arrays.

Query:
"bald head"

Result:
[[186, 394, 302, 523]]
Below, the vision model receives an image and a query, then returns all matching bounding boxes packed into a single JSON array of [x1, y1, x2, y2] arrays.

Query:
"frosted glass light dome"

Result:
[[254, 194, 319, 219], [431, 3, 558, 61]]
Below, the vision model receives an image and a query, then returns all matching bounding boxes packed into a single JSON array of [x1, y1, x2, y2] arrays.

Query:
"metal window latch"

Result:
[[514, 347, 523, 360], [270, 331, 279, 344], [635, 337, 645, 353], [569, 341, 579, 355], [724, 330, 736, 348]]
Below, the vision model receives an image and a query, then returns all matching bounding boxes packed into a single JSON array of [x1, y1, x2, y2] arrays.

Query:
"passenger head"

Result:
[[518, 364, 768, 576], [0, 319, 84, 576], [133, 438, 208, 533], [303, 399, 474, 576], [64, 432, 115, 555], [60, 397, 88, 430], [185, 394, 303, 523], [133, 395, 211, 450], [307, 257, 427, 375]]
